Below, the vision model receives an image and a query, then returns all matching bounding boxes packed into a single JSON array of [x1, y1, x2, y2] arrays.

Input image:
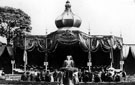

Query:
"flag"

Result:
[[23, 50, 27, 65]]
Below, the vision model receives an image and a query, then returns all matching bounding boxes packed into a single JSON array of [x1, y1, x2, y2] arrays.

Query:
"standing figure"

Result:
[[62, 55, 76, 85], [63, 55, 74, 68]]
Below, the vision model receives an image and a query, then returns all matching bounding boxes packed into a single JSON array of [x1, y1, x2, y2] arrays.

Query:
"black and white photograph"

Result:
[[0, 0, 135, 85]]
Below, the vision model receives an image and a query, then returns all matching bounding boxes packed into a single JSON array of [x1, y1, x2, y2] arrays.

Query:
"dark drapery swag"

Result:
[[0, 44, 13, 73], [13, 30, 123, 52], [13, 30, 123, 68], [0, 44, 13, 58], [124, 47, 135, 75]]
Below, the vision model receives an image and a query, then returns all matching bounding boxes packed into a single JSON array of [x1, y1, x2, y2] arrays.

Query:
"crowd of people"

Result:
[[20, 55, 127, 84], [20, 67, 127, 83]]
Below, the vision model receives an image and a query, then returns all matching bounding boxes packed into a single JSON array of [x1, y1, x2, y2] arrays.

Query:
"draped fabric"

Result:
[[25, 37, 36, 51], [123, 45, 130, 59], [13, 30, 125, 70], [124, 47, 135, 75], [90, 36, 122, 52], [13, 30, 123, 54], [130, 46, 135, 58], [79, 34, 87, 48], [0, 45, 13, 59], [101, 37, 112, 50], [91, 37, 100, 52], [13, 36, 47, 52], [114, 37, 123, 50], [56, 30, 79, 45], [111, 36, 117, 49], [7, 46, 14, 57], [25, 36, 47, 52], [108, 36, 123, 50], [79, 33, 89, 52], [0, 45, 6, 56], [100, 36, 113, 61]]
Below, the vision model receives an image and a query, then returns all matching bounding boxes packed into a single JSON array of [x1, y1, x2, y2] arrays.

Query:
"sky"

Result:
[[0, 0, 135, 44]]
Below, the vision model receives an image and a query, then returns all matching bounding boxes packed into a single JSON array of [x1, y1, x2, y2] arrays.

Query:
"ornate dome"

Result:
[[55, 1, 82, 29]]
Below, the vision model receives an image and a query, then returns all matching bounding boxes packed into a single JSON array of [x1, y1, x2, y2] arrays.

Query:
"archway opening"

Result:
[[1, 47, 12, 73], [91, 45, 111, 71], [27, 47, 45, 67], [48, 42, 88, 69]]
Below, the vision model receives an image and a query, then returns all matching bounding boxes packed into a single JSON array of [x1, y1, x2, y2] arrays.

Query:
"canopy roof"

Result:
[[13, 29, 123, 53]]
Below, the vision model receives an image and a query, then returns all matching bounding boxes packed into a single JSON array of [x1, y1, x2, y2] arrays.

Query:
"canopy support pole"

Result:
[[11, 60, 15, 75], [120, 37, 124, 70], [110, 47, 113, 68], [24, 34, 27, 74], [88, 51, 92, 72], [44, 29, 48, 71], [88, 28, 92, 72]]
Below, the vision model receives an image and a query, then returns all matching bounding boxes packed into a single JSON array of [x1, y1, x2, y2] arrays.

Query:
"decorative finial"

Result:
[[65, 0, 71, 9], [88, 24, 91, 35], [66, 0, 70, 3], [45, 28, 48, 35], [110, 29, 112, 35], [110, 31, 112, 35], [120, 30, 122, 37]]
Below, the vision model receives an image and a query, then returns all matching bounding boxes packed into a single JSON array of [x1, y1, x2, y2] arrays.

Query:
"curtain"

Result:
[[79, 34, 89, 52], [111, 37, 123, 50], [130, 46, 135, 59], [37, 38, 46, 52], [25, 37, 48, 52], [48, 34, 60, 52], [56, 30, 78, 45], [48, 38, 58, 52], [101, 37, 111, 50], [49, 41, 59, 53], [0, 45, 6, 56], [90, 37, 100, 52], [123, 45, 130, 59], [7, 46, 13, 57], [115, 39, 122, 50], [109, 36, 118, 49], [25, 38, 36, 51]]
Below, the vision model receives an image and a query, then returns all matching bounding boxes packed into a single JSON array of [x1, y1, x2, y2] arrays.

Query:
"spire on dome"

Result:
[[65, 0, 71, 10], [55, 0, 82, 29]]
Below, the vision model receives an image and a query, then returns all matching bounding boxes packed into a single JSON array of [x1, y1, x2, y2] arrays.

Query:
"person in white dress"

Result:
[[63, 55, 74, 68]]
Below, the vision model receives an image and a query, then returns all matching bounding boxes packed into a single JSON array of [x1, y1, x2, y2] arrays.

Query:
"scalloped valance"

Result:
[[13, 30, 123, 53]]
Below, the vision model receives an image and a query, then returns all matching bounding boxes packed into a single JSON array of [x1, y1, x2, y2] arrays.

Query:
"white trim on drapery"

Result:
[[123, 45, 130, 59], [130, 46, 135, 59]]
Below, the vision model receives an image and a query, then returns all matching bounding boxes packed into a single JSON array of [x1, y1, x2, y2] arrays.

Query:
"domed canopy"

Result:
[[55, 1, 82, 29]]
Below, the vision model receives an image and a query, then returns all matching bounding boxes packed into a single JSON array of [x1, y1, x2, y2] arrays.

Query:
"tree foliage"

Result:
[[0, 6, 32, 44]]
